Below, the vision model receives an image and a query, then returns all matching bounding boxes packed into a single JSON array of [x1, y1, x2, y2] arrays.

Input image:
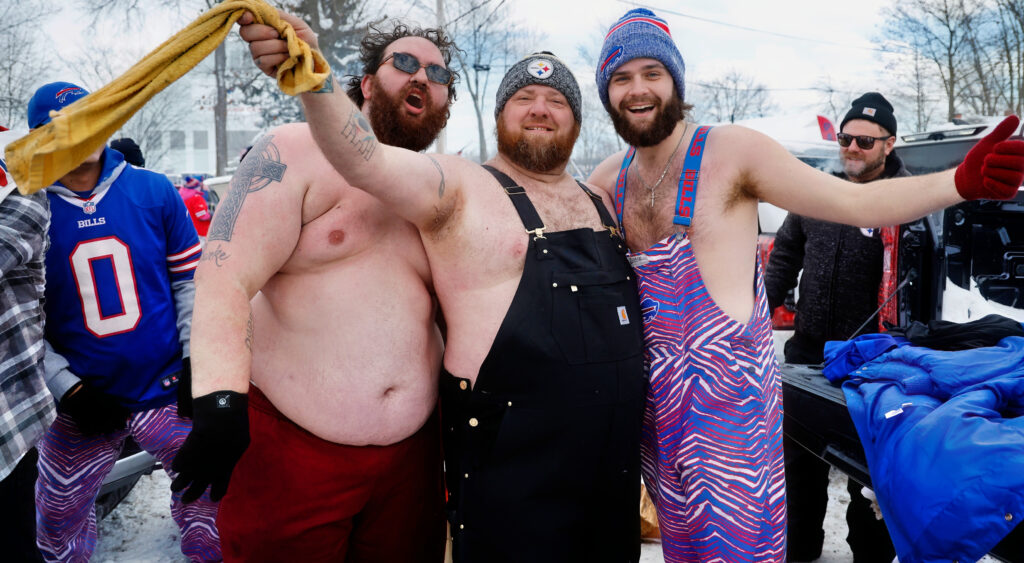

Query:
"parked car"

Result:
[[780, 116, 1024, 561]]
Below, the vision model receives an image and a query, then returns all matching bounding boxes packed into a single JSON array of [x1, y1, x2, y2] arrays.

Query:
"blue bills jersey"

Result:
[[44, 147, 201, 410]]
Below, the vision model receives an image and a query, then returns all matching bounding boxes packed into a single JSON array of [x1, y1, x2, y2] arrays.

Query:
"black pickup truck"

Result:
[[765, 117, 1024, 562]]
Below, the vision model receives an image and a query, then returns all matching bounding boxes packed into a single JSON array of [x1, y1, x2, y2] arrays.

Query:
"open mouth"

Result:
[[405, 89, 425, 112], [628, 104, 655, 115]]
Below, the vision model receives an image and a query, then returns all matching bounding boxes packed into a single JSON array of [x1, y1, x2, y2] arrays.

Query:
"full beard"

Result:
[[367, 76, 449, 152], [609, 94, 684, 147], [496, 119, 580, 173]]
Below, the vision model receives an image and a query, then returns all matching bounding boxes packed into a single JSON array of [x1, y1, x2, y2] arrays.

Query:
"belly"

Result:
[[250, 261, 442, 445]]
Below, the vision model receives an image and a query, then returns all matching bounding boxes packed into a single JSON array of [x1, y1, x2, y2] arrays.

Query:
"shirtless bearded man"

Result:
[[170, 23, 457, 562], [235, 9, 648, 562]]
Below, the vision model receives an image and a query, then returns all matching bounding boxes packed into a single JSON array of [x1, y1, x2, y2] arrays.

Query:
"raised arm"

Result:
[[237, 10, 463, 231], [729, 116, 1024, 227]]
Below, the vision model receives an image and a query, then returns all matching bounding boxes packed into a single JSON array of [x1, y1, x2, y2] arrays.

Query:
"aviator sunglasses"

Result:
[[836, 132, 894, 150], [380, 52, 454, 86]]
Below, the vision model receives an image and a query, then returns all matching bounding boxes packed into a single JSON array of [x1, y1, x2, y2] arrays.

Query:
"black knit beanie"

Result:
[[841, 92, 897, 136]]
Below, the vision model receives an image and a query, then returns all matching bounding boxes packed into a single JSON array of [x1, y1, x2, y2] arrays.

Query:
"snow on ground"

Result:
[[93, 332, 998, 561], [97, 465, 860, 562], [94, 471, 186, 562]]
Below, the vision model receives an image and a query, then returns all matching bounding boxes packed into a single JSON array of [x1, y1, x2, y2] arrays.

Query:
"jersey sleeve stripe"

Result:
[[167, 243, 202, 262], [168, 258, 200, 273]]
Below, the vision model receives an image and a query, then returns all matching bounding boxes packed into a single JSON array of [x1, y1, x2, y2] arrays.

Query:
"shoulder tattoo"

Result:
[[340, 108, 378, 162], [426, 155, 446, 199], [208, 135, 287, 242]]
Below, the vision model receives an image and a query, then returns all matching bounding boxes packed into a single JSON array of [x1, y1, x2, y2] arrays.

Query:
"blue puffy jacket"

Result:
[[823, 335, 1024, 563]]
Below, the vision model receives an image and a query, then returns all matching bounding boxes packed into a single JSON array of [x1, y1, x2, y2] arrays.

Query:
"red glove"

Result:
[[955, 115, 1024, 200]]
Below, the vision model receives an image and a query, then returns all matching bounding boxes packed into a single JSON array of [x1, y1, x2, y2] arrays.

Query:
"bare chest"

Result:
[[282, 190, 420, 272]]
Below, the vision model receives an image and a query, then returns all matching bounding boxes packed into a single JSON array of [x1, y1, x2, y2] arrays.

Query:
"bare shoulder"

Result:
[[705, 123, 792, 164], [588, 149, 630, 192], [580, 179, 617, 214]]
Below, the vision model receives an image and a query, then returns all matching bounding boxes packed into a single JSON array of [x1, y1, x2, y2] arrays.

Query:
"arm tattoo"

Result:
[[245, 310, 254, 352], [199, 243, 231, 267], [208, 135, 287, 242], [426, 155, 446, 199], [313, 73, 334, 93], [340, 109, 378, 161]]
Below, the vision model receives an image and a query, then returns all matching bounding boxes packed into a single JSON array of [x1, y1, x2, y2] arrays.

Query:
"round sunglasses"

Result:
[[837, 132, 893, 150], [380, 52, 454, 86]]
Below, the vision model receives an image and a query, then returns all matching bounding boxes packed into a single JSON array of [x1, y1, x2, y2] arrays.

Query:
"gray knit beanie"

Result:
[[596, 8, 685, 110], [494, 52, 582, 124]]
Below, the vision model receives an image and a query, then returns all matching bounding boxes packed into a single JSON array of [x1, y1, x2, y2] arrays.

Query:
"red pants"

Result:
[[217, 387, 445, 562]]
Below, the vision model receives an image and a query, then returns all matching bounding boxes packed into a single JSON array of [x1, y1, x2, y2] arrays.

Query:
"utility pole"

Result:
[[435, 0, 447, 154]]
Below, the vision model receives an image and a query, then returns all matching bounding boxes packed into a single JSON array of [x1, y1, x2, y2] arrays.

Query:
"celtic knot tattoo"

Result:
[[207, 135, 287, 242]]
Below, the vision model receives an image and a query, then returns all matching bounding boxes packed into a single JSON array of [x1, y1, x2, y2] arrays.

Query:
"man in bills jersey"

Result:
[[29, 82, 220, 562], [170, 23, 455, 561]]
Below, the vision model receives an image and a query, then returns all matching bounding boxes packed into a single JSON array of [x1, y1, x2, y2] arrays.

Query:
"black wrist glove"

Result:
[[176, 358, 193, 419], [170, 391, 250, 503], [58, 382, 131, 436]]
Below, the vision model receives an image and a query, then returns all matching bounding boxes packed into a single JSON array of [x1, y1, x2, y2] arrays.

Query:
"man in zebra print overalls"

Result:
[[589, 8, 1024, 563]]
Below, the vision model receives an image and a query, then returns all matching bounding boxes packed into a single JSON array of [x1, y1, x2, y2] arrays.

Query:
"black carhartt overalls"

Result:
[[441, 166, 646, 562]]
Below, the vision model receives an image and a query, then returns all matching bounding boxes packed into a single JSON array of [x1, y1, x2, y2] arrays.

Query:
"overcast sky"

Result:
[[40, 0, 904, 157]]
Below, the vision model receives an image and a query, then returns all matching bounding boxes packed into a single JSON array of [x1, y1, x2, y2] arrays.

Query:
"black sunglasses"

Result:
[[837, 132, 893, 150], [380, 52, 453, 86]]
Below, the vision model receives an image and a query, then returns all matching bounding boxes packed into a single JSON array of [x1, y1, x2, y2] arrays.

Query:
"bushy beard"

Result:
[[609, 93, 684, 147], [367, 76, 449, 152], [496, 118, 580, 173]]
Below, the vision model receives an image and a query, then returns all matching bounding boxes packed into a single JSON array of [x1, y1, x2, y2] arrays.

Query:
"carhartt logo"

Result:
[[617, 306, 630, 325], [862, 107, 877, 116]]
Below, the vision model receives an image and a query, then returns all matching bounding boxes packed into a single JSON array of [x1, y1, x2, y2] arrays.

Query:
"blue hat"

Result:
[[596, 9, 685, 110], [28, 81, 90, 129]]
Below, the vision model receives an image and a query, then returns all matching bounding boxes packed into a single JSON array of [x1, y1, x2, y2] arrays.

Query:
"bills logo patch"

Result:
[[601, 46, 623, 74], [862, 107, 877, 117], [528, 59, 553, 79], [641, 297, 659, 324], [56, 87, 86, 105], [83, 200, 97, 215]]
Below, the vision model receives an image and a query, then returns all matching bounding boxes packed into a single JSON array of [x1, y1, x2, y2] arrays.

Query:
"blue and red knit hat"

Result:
[[28, 81, 89, 129], [596, 9, 685, 110]]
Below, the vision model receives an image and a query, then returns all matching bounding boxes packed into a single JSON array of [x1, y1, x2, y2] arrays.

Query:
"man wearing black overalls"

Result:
[[239, 14, 646, 562]]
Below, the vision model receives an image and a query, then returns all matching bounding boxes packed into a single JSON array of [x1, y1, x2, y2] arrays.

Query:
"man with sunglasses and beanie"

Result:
[[170, 22, 456, 562], [765, 92, 905, 562], [234, 9, 645, 562], [587, 8, 1024, 563]]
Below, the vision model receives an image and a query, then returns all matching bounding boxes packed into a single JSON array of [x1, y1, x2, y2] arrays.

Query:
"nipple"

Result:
[[328, 230, 345, 245]]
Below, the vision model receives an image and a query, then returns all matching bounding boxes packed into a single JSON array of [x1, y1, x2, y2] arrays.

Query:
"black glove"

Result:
[[58, 382, 131, 436], [176, 358, 193, 419], [170, 391, 250, 503]]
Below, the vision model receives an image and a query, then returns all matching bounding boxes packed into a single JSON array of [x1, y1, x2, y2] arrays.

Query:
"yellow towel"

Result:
[[6, 0, 329, 195]]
